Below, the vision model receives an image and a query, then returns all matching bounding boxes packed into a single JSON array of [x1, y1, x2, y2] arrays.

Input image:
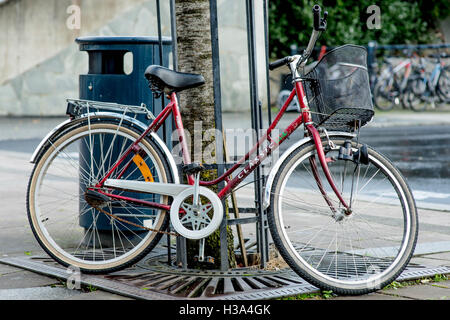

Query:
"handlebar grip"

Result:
[[269, 56, 291, 70], [313, 5, 321, 31]]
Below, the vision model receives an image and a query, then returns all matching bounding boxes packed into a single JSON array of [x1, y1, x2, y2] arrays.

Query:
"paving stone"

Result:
[[409, 257, 450, 268], [333, 292, 413, 300], [0, 286, 81, 300], [428, 280, 450, 289], [65, 290, 133, 300], [0, 270, 60, 289], [425, 252, 450, 264], [383, 284, 450, 300], [0, 263, 23, 276]]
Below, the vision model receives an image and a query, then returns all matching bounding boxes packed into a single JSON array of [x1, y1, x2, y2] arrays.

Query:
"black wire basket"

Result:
[[304, 44, 374, 132]]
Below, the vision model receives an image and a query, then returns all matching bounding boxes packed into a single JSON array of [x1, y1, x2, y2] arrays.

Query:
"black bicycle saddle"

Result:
[[144, 65, 205, 93]]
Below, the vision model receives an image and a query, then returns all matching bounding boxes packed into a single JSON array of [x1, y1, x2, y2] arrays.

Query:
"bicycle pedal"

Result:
[[192, 255, 215, 267], [205, 256, 215, 265]]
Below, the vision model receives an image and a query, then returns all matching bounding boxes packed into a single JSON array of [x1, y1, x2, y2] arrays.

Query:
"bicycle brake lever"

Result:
[[319, 11, 328, 31]]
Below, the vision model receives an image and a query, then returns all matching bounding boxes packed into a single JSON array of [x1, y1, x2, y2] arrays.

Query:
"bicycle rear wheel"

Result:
[[268, 137, 418, 295], [27, 121, 172, 273], [373, 77, 399, 111], [437, 67, 450, 103], [403, 76, 427, 112]]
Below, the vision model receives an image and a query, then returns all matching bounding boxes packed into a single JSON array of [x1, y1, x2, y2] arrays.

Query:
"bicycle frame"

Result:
[[416, 58, 444, 97], [429, 63, 442, 89], [93, 75, 350, 213], [391, 58, 412, 90]]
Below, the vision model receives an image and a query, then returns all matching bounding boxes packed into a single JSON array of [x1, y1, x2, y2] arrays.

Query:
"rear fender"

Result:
[[29, 112, 180, 184]]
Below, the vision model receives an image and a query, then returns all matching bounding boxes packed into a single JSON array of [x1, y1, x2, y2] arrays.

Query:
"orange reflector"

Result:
[[132, 154, 154, 182]]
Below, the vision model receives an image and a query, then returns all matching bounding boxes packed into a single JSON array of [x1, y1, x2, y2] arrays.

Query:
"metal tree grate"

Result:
[[1, 246, 450, 300]]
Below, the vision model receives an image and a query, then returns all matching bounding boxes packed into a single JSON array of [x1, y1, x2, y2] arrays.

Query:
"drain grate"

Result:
[[1, 247, 449, 300]]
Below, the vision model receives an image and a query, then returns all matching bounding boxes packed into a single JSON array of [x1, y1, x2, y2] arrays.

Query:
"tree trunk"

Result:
[[175, 0, 235, 269]]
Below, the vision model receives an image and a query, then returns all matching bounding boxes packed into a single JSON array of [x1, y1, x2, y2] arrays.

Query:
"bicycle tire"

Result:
[[373, 78, 396, 111], [403, 77, 427, 112], [436, 67, 450, 103], [267, 137, 418, 295], [27, 120, 173, 273]]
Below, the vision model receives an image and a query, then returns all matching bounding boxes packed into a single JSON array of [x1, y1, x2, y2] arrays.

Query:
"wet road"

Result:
[[359, 125, 450, 208], [0, 117, 449, 208]]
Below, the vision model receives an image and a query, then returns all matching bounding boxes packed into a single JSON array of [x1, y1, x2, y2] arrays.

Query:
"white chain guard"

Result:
[[170, 187, 223, 239]]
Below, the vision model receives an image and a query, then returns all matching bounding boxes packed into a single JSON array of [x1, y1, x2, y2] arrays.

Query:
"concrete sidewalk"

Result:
[[0, 110, 449, 301]]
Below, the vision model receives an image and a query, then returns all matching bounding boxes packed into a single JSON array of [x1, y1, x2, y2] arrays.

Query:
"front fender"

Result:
[[30, 112, 180, 184], [263, 131, 355, 209]]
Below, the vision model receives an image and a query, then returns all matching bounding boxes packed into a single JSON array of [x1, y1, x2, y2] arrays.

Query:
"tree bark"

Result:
[[175, 0, 214, 131], [175, 0, 235, 269]]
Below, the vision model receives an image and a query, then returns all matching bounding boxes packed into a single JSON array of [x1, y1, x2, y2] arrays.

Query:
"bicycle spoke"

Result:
[[29, 123, 169, 272], [269, 139, 416, 294]]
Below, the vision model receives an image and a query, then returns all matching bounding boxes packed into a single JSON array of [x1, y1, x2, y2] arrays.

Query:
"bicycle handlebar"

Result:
[[269, 56, 292, 70], [313, 5, 321, 31], [313, 4, 327, 31]]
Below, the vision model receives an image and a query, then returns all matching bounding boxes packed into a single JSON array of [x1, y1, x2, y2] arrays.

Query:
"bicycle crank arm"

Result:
[[104, 179, 191, 197]]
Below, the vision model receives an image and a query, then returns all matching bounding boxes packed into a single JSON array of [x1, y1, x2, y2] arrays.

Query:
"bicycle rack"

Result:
[[171, 0, 272, 272]]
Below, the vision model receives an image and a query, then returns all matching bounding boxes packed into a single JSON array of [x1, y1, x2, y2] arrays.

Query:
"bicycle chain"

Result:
[[93, 204, 180, 237]]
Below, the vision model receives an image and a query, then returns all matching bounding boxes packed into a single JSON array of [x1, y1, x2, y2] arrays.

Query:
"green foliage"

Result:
[[279, 290, 335, 300], [269, 0, 450, 59], [432, 274, 448, 282]]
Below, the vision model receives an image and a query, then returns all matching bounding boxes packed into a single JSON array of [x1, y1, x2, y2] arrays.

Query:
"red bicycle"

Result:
[[27, 5, 418, 295]]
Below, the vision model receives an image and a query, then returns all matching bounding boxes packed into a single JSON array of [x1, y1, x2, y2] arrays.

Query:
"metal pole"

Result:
[[156, 0, 167, 144], [169, 0, 187, 270], [169, 0, 179, 71], [245, 0, 267, 268], [263, 0, 272, 125], [156, 0, 163, 66], [156, 0, 172, 266], [209, 0, 228, 271], [367, 41, 377, 91]]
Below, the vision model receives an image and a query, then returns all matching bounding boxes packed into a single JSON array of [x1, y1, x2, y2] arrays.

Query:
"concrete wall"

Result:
[[0, 0, 267, 116], [441, 17, 450, 44], [0, 0, 152, 84], [217, 0, 267, 113]]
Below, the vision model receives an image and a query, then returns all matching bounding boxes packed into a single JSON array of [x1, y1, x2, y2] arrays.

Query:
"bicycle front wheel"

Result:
[[268, 137, 418, 295], [27, 121, 172, 273]]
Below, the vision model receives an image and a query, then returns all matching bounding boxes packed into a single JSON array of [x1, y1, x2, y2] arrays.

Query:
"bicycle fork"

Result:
[[306, 124, 352, 216]]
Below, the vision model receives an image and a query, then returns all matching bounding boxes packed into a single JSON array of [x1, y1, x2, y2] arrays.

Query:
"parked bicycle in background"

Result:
[[403, 52, 450, 111], [372, 50, 450, 112], [372, 51, 419, 111]]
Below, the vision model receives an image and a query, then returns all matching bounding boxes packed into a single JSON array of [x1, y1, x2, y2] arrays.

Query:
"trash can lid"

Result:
[[76, 36, 172, 45]]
